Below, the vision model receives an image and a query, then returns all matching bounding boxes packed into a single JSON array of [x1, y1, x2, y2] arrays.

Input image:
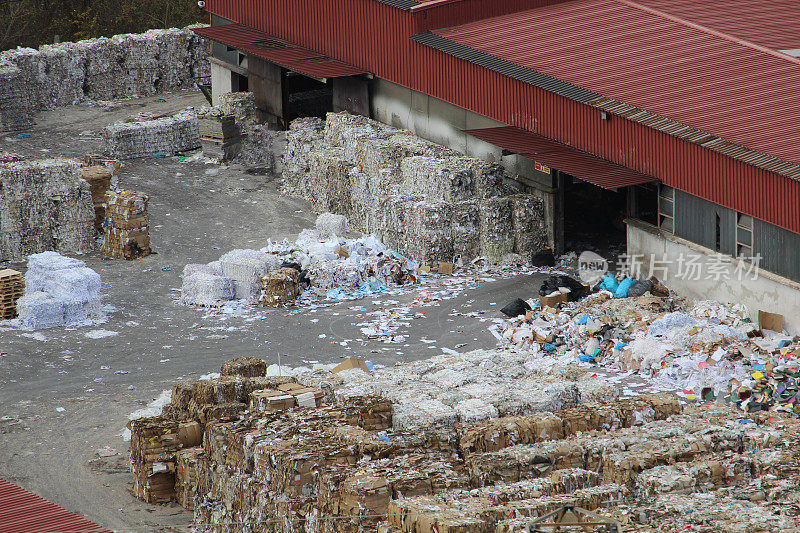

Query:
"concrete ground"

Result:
[[0, 91, 550, 531]]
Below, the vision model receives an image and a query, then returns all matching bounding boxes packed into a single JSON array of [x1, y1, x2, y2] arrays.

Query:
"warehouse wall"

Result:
[[627, 220, 800, 333], [370, 77, 558, 249]]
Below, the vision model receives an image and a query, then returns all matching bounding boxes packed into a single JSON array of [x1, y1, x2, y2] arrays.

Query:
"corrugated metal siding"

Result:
[[204, 0, 800, 235], [206, 0, 413, 85], [0, 478, 111, 533], [674, 190, 735, 256], [753, 219, 800, 282]]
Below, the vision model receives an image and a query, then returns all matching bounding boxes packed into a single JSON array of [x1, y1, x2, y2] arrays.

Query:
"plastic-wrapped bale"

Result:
[[130, 416, 181, 504], [479, 197, 515, 260], [315, 212, 348, 240], [181, 272, 235, 307], [0, 159, 95, 261], [452, 200, 480, 262], [219, 249, 282, 301], [102, 190, 151, 260], [102, 109, 200, 159], [509, 194, 547, 257], [260, 267, 300, 307], [0, 62, 33, 131], [405, 200, 454, 265]]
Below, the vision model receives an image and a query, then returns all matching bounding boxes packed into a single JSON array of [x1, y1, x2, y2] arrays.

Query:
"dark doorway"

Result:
[[285, 73, 332, 122], [231, 71, 248, 93], [561, 174, 629, 262]]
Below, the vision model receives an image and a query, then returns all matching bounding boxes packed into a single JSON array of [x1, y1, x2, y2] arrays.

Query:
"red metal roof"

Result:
[[634, 0, 800, 51], [0, 478, 110, 533], [192, 23, 367, 79], [465, 126, 655, 189], [435, 0, 800, 166]]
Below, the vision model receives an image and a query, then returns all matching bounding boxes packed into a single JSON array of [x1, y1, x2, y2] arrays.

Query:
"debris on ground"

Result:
[[180, 212, 419, 307], [494, 274, 800, 417], [127, 355, 800, 532], [15, 251, 105, 330], [101, 190, 152, 259]]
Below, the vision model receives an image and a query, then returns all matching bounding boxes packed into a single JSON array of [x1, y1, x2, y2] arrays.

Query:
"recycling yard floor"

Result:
[[0, 91, 572, 531]]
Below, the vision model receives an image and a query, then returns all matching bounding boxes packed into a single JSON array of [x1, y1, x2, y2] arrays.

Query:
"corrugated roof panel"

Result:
[[0, 478, 110, 533], [434, 0, 800, 166], [192, 23, 366, 79], [464, 126, 656, 189]]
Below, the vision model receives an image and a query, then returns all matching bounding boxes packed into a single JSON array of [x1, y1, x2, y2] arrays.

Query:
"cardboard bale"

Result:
[[221, 357, 267, 378], [342, 395, 394, 431], [260, 267, 300, 307], [175, 446, 204, 510], [102, 190, 151, 259], [130, 416, 180, 503], [250, 389, 296, 412]]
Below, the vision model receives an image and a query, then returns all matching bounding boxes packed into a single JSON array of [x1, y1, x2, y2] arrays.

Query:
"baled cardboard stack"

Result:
[[259, 267, 300, 306], [80, 165, 112, 232], [102, 190, 151, 259], [129, 416, 181, 504], [0, 269, 24, 319]]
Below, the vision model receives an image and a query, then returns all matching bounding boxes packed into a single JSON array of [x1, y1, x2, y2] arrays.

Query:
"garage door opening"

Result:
[[285, 73, 332, 122], [562, 176, 657, 266]]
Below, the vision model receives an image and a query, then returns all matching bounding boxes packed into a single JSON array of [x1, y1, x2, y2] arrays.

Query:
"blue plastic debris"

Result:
[[614, 277, 635, 298], [543, 343, 556, 353], [15, 132, 31, 139]]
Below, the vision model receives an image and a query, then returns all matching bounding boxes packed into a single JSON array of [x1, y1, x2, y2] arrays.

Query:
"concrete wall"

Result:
[[371, 78, 557, 249], [627, 219, 800, 334], [210, 58, 233, 107]]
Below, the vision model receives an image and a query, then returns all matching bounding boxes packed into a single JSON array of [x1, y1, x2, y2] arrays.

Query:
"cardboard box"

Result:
[[178, 421, 203, 447], [438, 262, 454, 275], [332, 357, 370, 374], [540, 293, 570, 307], [758, 310, 784, 333]]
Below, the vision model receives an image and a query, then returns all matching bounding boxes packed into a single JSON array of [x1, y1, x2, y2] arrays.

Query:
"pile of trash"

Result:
[[102, 109, 200, 159], [181, 213, 419, 307], [495, 273, 800, 417], [15, 251, 105, 330]]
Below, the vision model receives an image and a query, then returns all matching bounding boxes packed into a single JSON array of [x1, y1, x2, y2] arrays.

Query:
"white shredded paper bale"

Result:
[[181, 272, 235, 306], [315, 212, 348, 239]]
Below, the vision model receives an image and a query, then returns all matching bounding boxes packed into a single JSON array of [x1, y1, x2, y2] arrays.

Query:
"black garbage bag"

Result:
[[531, 249, 556, 267], [281, 261, 303, 272], [626, 279, 654, 297], [538, 275, 587, 301], [298, 269, 311, 288], [500, 298, 532, 317]]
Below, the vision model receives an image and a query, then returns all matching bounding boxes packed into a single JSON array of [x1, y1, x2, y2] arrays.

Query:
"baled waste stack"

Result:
[[0, 61, 32, 132], [0, 26, 209, 113], [81, 165, 113, 232], [282, 112, 548, 264], [102, 109, 200, 159], [16, 251, 104, 329], [128, 355, 800, 532], [0, 159, 95, 262], [102, 190, 152, 260]]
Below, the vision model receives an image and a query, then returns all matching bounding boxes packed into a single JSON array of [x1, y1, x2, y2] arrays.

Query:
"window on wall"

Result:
[[736, 213, 753, 258], [658, 185, 674, 233]]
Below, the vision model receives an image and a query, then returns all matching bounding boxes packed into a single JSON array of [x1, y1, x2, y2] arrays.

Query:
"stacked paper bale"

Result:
[[219, 249, 282, 301], [0, 27, 209, 112], [81, 166, 113, 232], [0, 269, 24, 319], [102, 109, 200, 159], [218, 92, 256, 132], [0, 159, 95, 261], [0, 61, 33, 132], [509, 194, 548, 257], [282, 112, 546, 264], [16, 251, 103, 330], [102, 190, 152, 259]]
